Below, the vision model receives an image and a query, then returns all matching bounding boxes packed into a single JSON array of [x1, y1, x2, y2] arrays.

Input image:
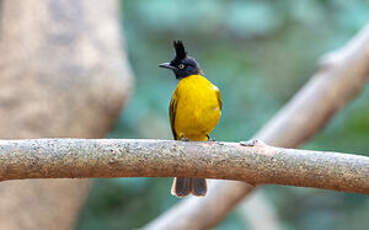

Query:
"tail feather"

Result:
[[171, 177, 207, 197], [171, 177, 191, 197], [191, 178, 207, 196]]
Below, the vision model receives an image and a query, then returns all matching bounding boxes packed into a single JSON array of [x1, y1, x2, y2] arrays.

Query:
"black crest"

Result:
[[173, 40, 187, 60], [159, 40, 202, 79]]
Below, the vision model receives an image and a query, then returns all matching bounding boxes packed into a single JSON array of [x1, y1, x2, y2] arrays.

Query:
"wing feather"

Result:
[[214, 85, 223, 110], [169, 90, 179, 140]]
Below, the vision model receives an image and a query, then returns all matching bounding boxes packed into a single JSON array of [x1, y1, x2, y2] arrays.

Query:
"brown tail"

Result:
[[191, 178, 207, 196], [171, 177, 207, 197]]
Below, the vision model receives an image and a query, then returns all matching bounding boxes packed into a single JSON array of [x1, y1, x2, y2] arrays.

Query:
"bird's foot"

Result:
[[180, 137, 190, 142], [240, 139, 264, 147], [207, 135, 216, 142]]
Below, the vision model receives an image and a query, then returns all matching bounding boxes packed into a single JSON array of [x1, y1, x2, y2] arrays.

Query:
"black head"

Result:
[[159, 40, 202, 79]]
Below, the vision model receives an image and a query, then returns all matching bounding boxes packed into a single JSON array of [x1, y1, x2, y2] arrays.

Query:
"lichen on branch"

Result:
[[0, 138, 368, 195]]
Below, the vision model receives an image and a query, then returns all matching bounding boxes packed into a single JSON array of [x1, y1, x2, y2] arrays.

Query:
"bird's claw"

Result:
[[207, 135, 216, 142]]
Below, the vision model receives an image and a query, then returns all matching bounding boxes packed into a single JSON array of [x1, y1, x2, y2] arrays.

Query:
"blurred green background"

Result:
[[76, 0, 369, 229]]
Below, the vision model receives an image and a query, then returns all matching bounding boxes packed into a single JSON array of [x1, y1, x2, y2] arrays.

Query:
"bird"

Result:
[[159, 40, 222, 197]]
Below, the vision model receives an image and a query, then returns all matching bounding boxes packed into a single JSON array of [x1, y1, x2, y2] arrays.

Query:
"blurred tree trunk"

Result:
[[0, 1, 133, 230]]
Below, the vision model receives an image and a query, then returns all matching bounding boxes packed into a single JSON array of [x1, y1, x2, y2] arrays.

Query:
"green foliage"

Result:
[[76, 1, 369, 229]]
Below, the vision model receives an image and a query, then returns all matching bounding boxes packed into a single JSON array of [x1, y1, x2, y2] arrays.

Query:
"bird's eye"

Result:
[[178, 64, 185, 69]]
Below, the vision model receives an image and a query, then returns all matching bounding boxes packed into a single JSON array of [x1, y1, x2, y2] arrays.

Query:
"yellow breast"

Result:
[[171, 74, 221, 141]]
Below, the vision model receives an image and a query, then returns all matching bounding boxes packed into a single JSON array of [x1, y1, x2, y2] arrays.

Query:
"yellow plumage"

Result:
[[170, 74, 222, 141], [160, 40, 222, 197]]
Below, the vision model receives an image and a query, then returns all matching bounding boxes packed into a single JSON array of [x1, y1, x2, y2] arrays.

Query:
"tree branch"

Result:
[[144, 23, 369, 230], [239, 191, 282, 230], [0, 138, 368, 194]]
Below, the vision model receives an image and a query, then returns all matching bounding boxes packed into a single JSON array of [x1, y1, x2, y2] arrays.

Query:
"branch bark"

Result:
[[144, 23, 369, 230], [0, 1, 133, 229], [0, 138, 368, 195]]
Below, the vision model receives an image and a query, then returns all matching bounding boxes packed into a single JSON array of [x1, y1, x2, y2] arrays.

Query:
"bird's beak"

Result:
[[159, 62, 177, 70]]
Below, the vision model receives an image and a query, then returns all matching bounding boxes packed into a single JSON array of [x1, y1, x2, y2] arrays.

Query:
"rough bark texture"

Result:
[[0, 1, 132, 230], [144, 23, 369, 230], [0, 138, 368, 195]]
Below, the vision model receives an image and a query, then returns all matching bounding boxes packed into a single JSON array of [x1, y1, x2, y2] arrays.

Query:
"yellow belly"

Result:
[[172, 75, 221, 141]]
